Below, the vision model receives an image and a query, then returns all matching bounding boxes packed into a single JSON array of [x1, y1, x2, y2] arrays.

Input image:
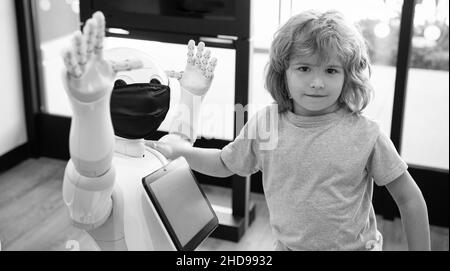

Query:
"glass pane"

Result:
[[249, 1, 279, 115], [252, 0, 280, 49], [35, 0, 80, 113], [401, 0, 449, 169], [249, 52, 275, 116]]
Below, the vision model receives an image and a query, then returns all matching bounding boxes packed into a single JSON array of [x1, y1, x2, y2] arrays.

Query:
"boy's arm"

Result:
[[181, 147, 234, 178], [385, 171, 431, 250], [148, 140, 233, 178]]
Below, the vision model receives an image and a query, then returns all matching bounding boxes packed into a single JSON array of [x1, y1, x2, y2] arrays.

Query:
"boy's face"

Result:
[[285, 51, 345, 116]]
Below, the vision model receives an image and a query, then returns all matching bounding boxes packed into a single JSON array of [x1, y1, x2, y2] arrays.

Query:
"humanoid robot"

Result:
[[61, 11, 217, 250]]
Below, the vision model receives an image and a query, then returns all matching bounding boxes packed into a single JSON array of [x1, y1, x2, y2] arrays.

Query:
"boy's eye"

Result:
[[297, 66, 310, 72], [326, 68, 339, 74]]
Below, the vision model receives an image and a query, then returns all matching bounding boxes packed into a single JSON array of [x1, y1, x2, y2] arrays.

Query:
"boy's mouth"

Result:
[[304, 94, 327, 98]]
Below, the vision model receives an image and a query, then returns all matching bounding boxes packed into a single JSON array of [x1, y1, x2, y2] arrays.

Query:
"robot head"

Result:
[[105, 48, 170, 140], [105, 47, 169, 86]]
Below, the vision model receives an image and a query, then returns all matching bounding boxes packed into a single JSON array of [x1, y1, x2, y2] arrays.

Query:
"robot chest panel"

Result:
[[113, 151, 163, 194]]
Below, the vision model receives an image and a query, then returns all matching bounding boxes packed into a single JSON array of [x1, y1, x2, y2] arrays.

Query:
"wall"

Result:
[[0, 0, 27, 156]]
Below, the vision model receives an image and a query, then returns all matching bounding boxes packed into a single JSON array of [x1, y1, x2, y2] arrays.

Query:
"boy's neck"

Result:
[[292, 103, 341, 116]]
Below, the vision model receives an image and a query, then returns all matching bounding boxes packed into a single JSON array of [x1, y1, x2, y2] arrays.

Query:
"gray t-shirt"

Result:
[[220, 105, 407, 250]]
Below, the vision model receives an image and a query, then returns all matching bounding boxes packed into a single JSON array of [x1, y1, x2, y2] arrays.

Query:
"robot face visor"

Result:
[[110, 79, 170, 140]]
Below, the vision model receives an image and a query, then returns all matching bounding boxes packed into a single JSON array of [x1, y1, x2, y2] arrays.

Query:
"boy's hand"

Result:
[[146, 136, 191, 161], [166, 40, 217, 96]]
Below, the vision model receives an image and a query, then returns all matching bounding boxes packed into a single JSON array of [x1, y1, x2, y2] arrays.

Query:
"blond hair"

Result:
[[265, 10, 373, 113]]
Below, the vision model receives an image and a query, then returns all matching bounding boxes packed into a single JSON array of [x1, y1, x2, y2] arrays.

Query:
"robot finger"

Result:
[[62, 49, 72, 74], [195, 42, 205, 59], [83, 18, 97, 62], [202, 49, 211, 61], [110, 59, 143, 73], [200, 61, 207, 74], [194, 57, 201, 68], [187, 39, 195, 51], [93, 11, 106, 58], [204, 57, 217, 79], [195, 42, 205, 68], [63, 49, 82, 78], [200, 49, 210, 72], [206, 57, 217, 72], [187, 40, 195, 66], [72, 31, 87, 72], [187, 50, 195, 66]]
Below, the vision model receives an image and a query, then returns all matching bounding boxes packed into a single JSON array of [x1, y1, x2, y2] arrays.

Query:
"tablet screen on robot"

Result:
[[142, 157, 218, 251]]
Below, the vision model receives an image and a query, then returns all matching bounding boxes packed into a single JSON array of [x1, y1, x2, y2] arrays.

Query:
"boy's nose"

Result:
[[310, 77, 324, 89]]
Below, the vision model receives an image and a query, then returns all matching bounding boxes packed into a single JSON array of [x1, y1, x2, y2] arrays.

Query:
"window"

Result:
[[401, 0, 449, 170]]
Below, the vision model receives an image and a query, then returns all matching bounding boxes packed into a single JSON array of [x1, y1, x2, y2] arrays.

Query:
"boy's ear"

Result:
[[359, 57, 369, 70]]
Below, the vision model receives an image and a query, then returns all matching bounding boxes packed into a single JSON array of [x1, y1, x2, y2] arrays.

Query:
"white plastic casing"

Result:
[[62, 160, 115, 229]]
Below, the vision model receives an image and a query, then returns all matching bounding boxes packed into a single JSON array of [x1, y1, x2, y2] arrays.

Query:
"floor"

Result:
[[0, 157, 448, 251]]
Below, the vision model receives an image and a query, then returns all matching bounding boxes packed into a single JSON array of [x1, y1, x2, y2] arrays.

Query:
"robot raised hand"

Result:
[[62, 12, 142, 103], [166, 40, 217, 96], [162, 40, 218, 145]]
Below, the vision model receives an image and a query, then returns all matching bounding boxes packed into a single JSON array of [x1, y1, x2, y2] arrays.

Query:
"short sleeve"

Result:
[[367, 130, 408, 186], [220, 112, 262, 177]]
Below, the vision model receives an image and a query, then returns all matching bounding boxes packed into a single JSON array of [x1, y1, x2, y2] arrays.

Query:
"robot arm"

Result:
[[61, 12, 142, 230], [163, 40, 217, 144]]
